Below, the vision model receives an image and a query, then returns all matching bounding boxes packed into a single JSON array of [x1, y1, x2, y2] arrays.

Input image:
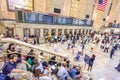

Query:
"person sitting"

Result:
[[57, 63, 71, 80], [75, 67, 82, 80], [37, 51, 44, 63], [49, 56, 57, 66], [6, 43, 16, 54], [69, 65, 77, 78], [35, 61, 52, 80], [6, 43, 21, 60], [26, 49, 35, 71], [69, 66, 82, 80], [2, 54, 34, 80]]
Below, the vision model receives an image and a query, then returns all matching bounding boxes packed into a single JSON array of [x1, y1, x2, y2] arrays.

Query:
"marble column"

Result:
[[56, 29, 58, 35], [40, 28, 43, 38], [48, 28, 51, 36], [72, 29, 75, 35], [62, 29, 64, 35], [30, 27, 34, 35]]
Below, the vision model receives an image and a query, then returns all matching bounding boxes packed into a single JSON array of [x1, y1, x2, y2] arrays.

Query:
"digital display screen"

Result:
[[112, 23, 120, 28], [7, 0, 33, 11], [24, 12, 43, 23], [54, 16, 66, 24], [78, 20, 86, 26], [42, 15, 53, 24], [24, 12, 35, 23], [72, 19, 79, 25], [65, 18, 73, 25], [18, 10, 93, 26]]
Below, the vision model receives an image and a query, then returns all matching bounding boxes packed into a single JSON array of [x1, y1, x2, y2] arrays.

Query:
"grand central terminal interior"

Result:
[[0, 0, 120, 80]]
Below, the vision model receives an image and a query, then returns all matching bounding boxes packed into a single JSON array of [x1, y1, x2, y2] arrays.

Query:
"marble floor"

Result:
[[38, 41, 120, 80]]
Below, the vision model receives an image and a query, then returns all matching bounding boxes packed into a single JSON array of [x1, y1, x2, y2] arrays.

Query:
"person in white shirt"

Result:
[[67, 39, 71, 49], [54, 43, 58, 52], [38, 52, 44, 63], [54, 34, 58, 43], [36, 62, 52, 80], [104, 42, 110, 53]]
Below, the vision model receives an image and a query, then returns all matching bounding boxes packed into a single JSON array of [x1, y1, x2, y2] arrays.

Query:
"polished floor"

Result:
[[38, 40, 120, 80], [0, 38, 120, 80]]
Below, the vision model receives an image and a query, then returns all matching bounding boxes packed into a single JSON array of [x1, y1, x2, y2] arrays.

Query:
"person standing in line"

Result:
[[54, 34, 58, 43], [67, 39, 71, 49], [61, 35, 65, 44], [14, 34, 20, 40], [35, 33, 40, 44], [88, 54, 96, 71], [54, 42, 58, 52], [110, 47, 115, 59], [81, 44, 85, 55], [24, 35, 28, 43]]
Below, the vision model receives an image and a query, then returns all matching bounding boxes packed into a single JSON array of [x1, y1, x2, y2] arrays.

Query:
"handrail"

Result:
[[0, 38, 68, 60]]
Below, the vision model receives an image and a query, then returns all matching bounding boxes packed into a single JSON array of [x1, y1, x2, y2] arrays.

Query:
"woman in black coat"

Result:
[[88, 54, 96, 71]]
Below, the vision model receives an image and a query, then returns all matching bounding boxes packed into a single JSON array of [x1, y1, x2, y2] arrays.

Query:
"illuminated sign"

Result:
[[7, 0, 33, 11]]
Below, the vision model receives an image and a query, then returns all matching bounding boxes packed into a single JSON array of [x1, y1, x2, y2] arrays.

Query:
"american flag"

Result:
[[97, 0, 108, 11]]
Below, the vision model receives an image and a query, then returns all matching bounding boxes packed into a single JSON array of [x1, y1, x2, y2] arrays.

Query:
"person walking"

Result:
[[104, 42, 110, 53], [110, 47, 115, 59], [67, 39, 71, 49]]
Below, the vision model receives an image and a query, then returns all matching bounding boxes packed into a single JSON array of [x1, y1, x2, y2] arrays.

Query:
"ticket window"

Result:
[[51, 29, 56, 36], [69, 29, 73, 34], [89, 29, 92, 34], [86, 29, 88, 35], [6, 27, 14, 38], [34, 29, 40, 37], [111, 30, 114, 34], [79, 29, 81, 34], [82, 29, 85, 34], [43, 29, 48, 36], [64, 29, 68, 35], [74, 29, 77, 35], [58, 29, 62, 35], [23, 28, 30, 37]]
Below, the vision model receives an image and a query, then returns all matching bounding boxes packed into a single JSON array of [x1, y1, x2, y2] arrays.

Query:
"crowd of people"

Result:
[[0, 30, 120, 80]]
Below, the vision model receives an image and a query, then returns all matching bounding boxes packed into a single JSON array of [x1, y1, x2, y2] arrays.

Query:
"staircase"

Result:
[[0, 38, 68, 62]]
